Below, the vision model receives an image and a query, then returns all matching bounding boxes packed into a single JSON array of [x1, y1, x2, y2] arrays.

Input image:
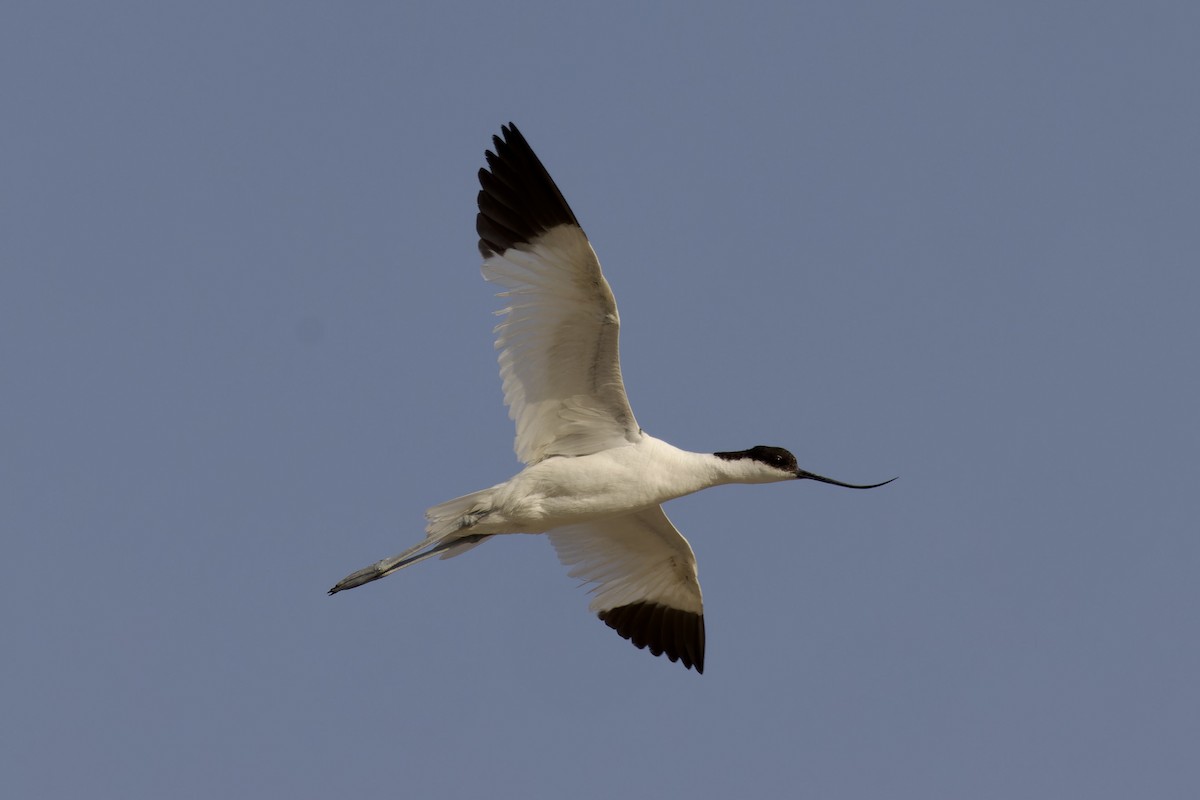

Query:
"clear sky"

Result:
[[5, 3, 1199, 798]]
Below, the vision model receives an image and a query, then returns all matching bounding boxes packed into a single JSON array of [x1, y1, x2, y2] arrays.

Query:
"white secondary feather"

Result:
[[548, 506, 703, 615], [483, 224, 641, 464]]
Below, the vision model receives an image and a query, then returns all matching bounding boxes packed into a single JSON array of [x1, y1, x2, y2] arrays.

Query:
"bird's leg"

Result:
[[327, 528, 491, 595]]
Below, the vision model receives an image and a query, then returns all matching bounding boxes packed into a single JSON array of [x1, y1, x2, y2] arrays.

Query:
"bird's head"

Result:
[[713, 445, 896, 488]]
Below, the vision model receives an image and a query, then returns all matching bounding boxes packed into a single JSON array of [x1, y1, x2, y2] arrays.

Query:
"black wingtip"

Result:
[[599, 602, 706, 674], [476, 123, 583, 257]]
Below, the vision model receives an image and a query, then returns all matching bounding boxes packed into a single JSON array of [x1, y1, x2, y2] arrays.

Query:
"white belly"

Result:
[[482, 437, 717, 533]]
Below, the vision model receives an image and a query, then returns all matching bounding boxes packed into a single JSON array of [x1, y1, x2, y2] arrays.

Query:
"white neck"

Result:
[[638, 436, 788, 503]]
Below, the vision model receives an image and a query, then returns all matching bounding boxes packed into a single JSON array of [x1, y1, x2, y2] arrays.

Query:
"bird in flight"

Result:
[[328, 123, 894, 673]]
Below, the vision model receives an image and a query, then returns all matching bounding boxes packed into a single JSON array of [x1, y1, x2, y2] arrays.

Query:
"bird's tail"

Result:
[[423, 486, 497, 539], [327, 487, 497, 595]]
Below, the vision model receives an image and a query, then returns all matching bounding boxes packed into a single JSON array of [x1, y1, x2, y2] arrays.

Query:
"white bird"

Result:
[[329, 123, 894, 673]]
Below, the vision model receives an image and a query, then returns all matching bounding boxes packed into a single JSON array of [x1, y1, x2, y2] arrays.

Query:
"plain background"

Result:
[[5, 3, 1198, 798]]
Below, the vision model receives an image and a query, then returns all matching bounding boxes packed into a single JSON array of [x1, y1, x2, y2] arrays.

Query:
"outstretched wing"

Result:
[[477, 123, 640, 465], [548, 506, 705, 673]]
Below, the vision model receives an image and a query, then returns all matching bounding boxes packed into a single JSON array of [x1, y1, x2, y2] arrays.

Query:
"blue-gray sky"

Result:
[[5, 3, 1199, 798]]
